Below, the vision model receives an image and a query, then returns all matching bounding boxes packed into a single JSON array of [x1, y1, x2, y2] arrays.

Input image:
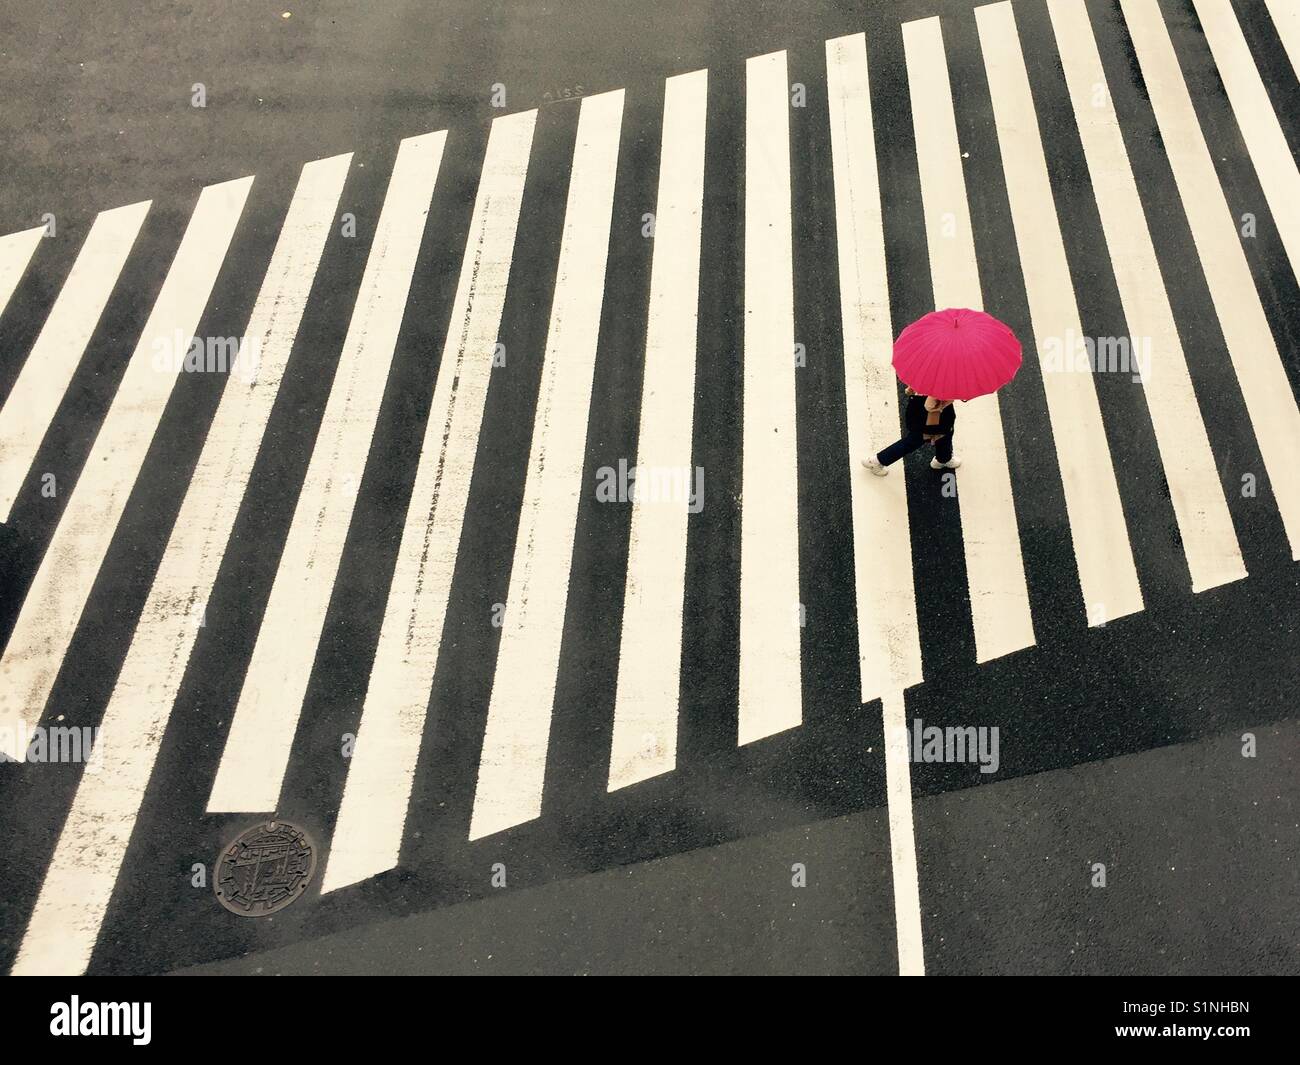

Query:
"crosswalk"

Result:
[[1, 0, 1297, 974]]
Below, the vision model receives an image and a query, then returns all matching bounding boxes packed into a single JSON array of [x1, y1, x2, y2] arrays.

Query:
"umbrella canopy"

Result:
[[891, 307, 1022, 402]]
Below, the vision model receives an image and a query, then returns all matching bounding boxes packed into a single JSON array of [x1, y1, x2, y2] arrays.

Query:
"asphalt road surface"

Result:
[[0, 0, 1296, 976]]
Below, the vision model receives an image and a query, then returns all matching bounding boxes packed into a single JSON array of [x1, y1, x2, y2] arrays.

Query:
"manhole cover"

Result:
[[214, 820, 317, 917]]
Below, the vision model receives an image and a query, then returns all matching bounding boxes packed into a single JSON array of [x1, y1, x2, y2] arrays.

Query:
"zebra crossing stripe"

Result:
[[1194, 0, 1300, 284], [1121, 0, 1300, 559], [903, 15, 1037, 662], [826, 32, 924, 701], [10, 154, 350, 976], [207, 131, 446, 814], [608, 69, 707, 792], [322, 112, 537, 892], [1264, 0, 1300, 80], [977, 1, 1143, 624], [739, 50, 803, 743], [469, 90, 625, 841], [828, 32, 926, 977], [0, 200, 151, 521], [1047, 0, 1246, 593], [0, 225, 43, 322], [0, 176, 253, 761]]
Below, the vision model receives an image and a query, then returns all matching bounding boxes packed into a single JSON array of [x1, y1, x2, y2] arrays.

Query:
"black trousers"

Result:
[[877, 429, 954, 466]]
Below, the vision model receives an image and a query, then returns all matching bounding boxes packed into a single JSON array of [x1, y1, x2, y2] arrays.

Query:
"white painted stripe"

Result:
[[468, 89, 625, 840], [976, 3, 1143, 625], [826, 33, 923, 702], [207, 132, 445, 813], [0, 201, 151, 520], [827, 32, 926, 979], [607, 70, 707, 792], [1265, 0, 1300, 80], [902, 17, 1036, 662], [1121, 0, 1300, 560], [0, 176, 252, 760], [10, 155, 351, 976], [321, 113, 537, 892], [738, 50, 802, 743], [0, 226, 43, 321], [1194, 0, 1300, 280], [1047, 0, 1246, 592], [883, 688, 925, 975]]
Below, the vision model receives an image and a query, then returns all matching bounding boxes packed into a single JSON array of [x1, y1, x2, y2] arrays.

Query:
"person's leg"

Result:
[[934, 431, 953, 464], [877, 431, 925, 466]]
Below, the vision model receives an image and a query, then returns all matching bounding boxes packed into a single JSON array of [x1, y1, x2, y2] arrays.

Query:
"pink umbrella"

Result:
[[891, 307, 1022, 402]]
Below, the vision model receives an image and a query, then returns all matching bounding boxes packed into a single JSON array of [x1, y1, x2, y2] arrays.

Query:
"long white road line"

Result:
[[1048, 0, 1245, 593], [469, 90, 625, 840], [0, 176, 253, 760], [882, 688, 925, 974], [322, 112, 537, 891], [0, 200, 151, 520], [738, 49, 803, 744], [207, 131, 445, 814], [10, 154, 349, 977], [608, 70, 707, 792], [903, 16, 1036, 662], [977, 2, 1143, 625], [826, 33, 927, 976], [826, 32, 923, 703]]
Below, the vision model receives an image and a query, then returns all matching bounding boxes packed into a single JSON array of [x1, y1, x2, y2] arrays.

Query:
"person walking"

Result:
[[865, 306, 1023, 478], [862, 388, 961, 475]]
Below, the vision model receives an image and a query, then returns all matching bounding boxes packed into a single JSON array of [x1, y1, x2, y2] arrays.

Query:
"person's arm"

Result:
[[923, 397, 948, 439]]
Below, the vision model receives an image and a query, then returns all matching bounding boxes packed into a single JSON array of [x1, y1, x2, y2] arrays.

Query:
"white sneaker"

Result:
[[930, 456, 962, 470], [862, 457, 889, 476]]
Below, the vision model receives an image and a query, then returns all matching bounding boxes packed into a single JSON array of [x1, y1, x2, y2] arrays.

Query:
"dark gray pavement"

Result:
[[178, 719, 1297, 975]]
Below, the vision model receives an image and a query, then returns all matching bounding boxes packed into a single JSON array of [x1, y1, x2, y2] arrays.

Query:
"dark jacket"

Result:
[[903, 394, 956, 436]]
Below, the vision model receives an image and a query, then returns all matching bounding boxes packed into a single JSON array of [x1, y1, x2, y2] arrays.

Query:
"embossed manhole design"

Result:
[[215, 820, 316, 917]]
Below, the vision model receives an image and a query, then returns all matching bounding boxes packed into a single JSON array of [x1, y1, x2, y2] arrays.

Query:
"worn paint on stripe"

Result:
[[207, 132, 445, 814], [0, 176, 253, 760], [0, 200, 151, 520], [322, 113, 537, 891], [9, 155, 350, 976], [469, 89, 625, 840]]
